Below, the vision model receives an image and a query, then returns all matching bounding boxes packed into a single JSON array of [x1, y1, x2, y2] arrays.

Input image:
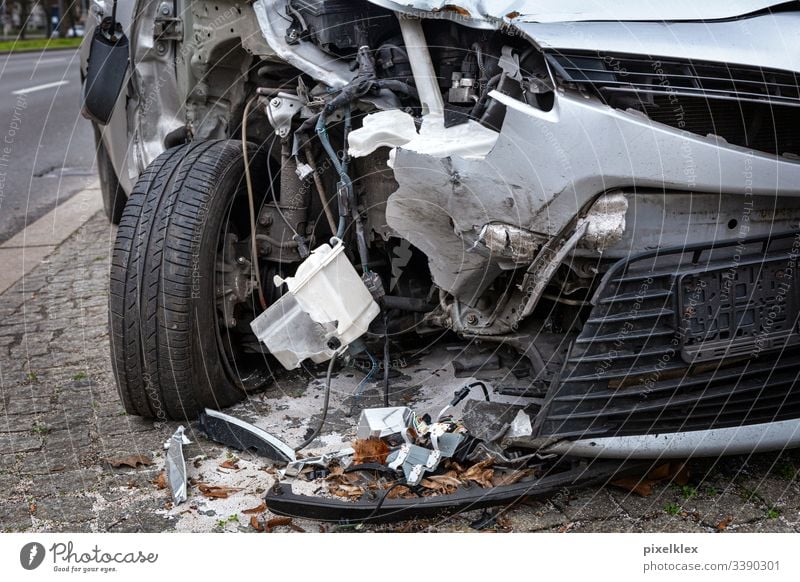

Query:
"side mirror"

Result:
[[81, 16, 129, 125]]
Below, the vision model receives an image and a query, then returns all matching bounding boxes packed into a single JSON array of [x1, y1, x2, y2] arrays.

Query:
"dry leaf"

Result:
[[29, 502, 36, 515], [329, 483, 365, 498], [386, 484, 416, 499], [152, 471, 167, 490], [288, 523, 306, 533], [242, 502, 267, 514], [492, 469, 532, 488], [462, 458, 495, 488], [612, 462, 691, 497], [611, 476, 656, 497], [717, 517, 733, 531], [421, 472, 462, 494], [105, 454, 153, 469], [220, 460, 240, 470], [197, 483, 242, 499], [265, 516, 293, 532], [352, 438, 390, 465], [249, 515, 264, 532]]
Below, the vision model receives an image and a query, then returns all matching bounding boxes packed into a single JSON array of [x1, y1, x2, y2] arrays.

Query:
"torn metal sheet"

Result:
[[475, 223, 546, 264], [164, 426, 191, 505], [198, 409, 296, 464], [356, 407, 415, 441], [386, 443, 443, 485], [282, 448, 355, 478], [579, 192, 628, 253]]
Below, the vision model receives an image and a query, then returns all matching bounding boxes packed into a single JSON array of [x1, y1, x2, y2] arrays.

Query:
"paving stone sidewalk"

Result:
[[1, 211, 799, 533]]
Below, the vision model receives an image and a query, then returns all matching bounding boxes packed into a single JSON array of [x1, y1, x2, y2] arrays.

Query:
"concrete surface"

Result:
[[0, 192, 799, 532]]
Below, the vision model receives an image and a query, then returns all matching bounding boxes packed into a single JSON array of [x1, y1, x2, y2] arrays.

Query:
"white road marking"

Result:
[[11, 80, 69, 95]]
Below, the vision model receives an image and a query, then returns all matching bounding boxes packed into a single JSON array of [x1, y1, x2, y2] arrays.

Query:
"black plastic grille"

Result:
[[535, 232, 800, 439], [546, 51, 800, 158]]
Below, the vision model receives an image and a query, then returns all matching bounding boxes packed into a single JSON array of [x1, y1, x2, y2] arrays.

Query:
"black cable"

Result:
[[382, 313, 390, 407], [363, 479, 419, 523], [294, 354, 336, 452], [467, 381, 491, 402], [265, 136, 303, 241]]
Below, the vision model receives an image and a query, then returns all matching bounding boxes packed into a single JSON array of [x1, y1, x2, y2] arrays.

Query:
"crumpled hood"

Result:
[[370, 0, 791, 23]]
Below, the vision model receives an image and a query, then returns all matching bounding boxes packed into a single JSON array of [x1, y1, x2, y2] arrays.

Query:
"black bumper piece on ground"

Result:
[[265, 460, 639, 524]]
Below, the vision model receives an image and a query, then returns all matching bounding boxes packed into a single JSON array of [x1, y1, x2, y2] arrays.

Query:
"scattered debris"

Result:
[[164, 426, 191, 504], [717, 517, 733, 531], [353, 438, 391, 465], [219, 459, 240, 470], [282, 448, 355, 478], [104, 454, 153, 469], [610, 463, 691, 497], [197, 483, 243, 499], [152, 471, 167, 490], [198, 408, 296, 463], [265, 516, 293, 532], [242, 502, 267, 514]]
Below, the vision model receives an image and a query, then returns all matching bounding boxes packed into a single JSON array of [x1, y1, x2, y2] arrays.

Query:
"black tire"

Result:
[[93, 125, 127, 225], [109, 139, 272, 420]]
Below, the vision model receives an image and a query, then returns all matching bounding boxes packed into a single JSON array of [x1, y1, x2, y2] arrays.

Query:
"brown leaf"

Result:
[[152, 471, 167, 490], [219, 460, 240, 470], [461, 458, 495, 488], [288, 523, 306, 533], [197, 483, 242, 499], [105, 454, 153, 469], [265, 516, 293, 532], [249, 515, 264, 532], [492, 469, 532, 488], [329, 483, 365, 498], [421, 472, 462, 494], [352, 438, 390, 465], [717, 517, 733, 531], [386, 484, 416, 499], [611, 476, 656, 497], [242, 502, 267, 514], [29, 502, 36, 515]]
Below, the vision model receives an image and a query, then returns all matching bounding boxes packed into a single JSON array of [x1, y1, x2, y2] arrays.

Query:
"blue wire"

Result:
[[349, 349, 379, 416]]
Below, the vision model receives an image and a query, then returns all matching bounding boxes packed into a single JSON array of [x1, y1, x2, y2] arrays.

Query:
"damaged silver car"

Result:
[[82, 0, 800, 471]]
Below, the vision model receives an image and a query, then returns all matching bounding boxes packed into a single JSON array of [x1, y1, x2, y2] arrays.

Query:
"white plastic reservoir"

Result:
[[274, 241, 380, 352]]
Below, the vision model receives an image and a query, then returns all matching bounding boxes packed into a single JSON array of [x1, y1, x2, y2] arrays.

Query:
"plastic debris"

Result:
[[164, 426, 191, 504], [198, 408, 296, 464]]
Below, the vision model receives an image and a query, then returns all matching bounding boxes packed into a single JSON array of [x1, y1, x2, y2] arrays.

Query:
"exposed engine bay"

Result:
[[89, 0, 800, 471]]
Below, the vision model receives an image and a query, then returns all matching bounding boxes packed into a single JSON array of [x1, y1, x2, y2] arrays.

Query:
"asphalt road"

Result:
[[0, 49, 95, 243]]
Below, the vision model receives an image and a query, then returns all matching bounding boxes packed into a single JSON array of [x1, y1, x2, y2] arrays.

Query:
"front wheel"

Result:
[[109, 140, 273, 420]]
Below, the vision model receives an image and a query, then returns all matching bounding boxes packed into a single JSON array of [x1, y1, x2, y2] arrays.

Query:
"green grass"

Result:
[[766, 507, 781, 519], [31, 422, 49, 436], [664, 502, 682, 516], [71, 371, 88, 381], [0, 37, 82, 53]]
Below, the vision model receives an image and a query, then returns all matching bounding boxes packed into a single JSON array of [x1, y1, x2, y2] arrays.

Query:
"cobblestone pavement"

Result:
[[1, 211, 799, 533]]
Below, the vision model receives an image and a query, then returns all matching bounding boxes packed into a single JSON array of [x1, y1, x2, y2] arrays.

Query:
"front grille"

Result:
[[546, 51, 800, 158], [534, 231, 800, 439]]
